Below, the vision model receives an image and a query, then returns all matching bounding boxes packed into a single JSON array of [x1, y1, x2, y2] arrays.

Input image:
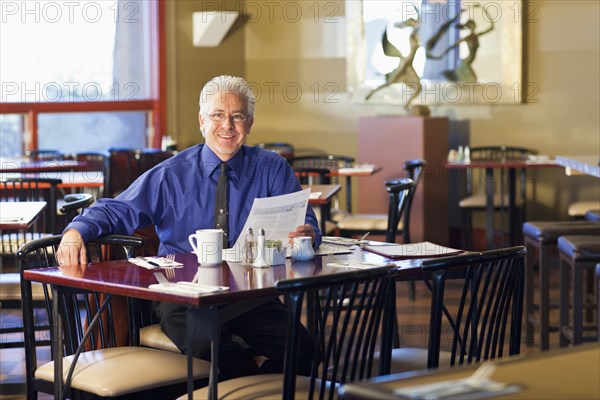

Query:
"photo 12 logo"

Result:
[[1, 1, 141, 24], [1, 81, 140, 102]]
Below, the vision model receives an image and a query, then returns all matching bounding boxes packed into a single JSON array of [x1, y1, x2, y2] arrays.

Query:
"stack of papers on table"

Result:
[[363, 242, 464, 259]]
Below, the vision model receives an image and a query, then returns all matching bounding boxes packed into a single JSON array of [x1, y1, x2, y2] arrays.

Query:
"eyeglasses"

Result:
[[206, 112, 248, 123]]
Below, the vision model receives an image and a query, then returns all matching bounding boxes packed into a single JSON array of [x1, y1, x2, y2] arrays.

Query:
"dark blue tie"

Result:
[[215, 162, 228, 248]]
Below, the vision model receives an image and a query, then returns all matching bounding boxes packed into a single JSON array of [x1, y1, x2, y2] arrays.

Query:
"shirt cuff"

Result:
[[64, 221, 95, 242]]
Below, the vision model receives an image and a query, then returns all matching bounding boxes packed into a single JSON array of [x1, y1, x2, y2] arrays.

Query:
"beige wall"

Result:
[[167, 0, 246, 149], [169, 0, 599, 225]]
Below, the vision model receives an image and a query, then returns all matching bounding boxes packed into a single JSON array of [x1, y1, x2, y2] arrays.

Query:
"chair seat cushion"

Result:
[[390, 348, 453, 374], [140, 324, 181, 353], [523, 221, 600, 244], [337, 214, 402, 231], [178, 373, 333, 400], [558, 235, 600, 262], [459, 194, 523, 209], [568, 201, 600, 217], [331, 208, 351, 223], [35, 346, 211, 397]]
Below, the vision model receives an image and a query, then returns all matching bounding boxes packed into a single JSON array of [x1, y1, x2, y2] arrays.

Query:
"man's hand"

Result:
[[288, 224, 316, 244], [56, 229, 87, 266]]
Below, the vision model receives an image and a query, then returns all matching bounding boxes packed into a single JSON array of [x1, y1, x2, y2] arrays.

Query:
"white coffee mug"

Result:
[[188, 229, 223, 266]]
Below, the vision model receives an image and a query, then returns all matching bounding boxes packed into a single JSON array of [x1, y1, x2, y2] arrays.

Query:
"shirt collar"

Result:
[[200, 144, 245, 179]]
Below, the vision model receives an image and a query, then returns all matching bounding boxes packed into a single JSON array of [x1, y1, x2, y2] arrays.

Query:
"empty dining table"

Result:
[[0, 202, 47, 230], [0, 157, 95, 174], [555, 155, 600, 178], [446, 158, 561, 247]]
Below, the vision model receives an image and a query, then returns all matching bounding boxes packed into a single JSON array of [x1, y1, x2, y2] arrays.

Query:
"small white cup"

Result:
[[188, 229, 223, 266]]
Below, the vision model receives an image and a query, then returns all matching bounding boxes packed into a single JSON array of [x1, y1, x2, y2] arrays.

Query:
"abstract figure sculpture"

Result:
[[426, 4, 494, 82], [365, 13, 422, 110]]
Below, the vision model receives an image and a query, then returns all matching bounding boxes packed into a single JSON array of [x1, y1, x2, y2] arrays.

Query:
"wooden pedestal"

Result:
[[358, 116, 449, 245]]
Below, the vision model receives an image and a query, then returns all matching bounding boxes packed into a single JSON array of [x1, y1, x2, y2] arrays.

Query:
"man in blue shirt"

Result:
[[57, 75, 321, 377]]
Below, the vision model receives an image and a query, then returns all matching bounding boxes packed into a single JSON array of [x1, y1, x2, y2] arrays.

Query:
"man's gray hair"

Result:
[[199, 75, 256, 116]]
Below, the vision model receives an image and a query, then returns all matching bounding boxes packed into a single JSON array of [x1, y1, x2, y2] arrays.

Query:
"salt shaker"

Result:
[[457, 145, 464, 162], [254, 228, 269, 268], [243, 227, 257, 264]]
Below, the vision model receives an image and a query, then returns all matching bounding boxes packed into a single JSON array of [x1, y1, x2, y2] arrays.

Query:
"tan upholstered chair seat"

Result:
[[336, 213, 403, 232], [459, 194, 524, 209], [35, 346, 210, 397], [568, 201, 600, 218], [331, 208, 351, 223], [140, 323, 254, 354], [177, 373, 333, 400], [140, 324, 181, 353], [389, 348, 453, 373]]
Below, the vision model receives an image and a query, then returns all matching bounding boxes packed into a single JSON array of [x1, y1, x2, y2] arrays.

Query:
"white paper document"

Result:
[[224, 188, 311, 261]]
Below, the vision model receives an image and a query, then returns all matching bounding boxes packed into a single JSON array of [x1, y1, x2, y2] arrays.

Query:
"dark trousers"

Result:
[[153, 297, 315, 376]]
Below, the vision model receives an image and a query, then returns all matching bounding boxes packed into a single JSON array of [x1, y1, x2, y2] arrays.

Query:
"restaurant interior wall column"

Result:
[[358, 116, 449, 245]]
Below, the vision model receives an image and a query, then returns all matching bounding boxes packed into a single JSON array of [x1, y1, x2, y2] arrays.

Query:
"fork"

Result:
[[154, 272, 172, 286], [164, 254, 176, 264], [163, 267, 176, 281]]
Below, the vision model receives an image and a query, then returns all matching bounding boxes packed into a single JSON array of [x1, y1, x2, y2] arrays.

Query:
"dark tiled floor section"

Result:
[[1, 276, 556, 399]]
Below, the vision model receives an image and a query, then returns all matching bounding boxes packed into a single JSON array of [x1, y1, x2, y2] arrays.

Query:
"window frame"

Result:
[[0, 1, 167, 151]]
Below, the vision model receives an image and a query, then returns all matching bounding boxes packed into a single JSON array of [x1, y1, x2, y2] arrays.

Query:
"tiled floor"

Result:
[[0, 276, 553, 399]]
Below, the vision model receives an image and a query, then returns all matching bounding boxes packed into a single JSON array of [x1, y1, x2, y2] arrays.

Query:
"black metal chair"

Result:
[[0, 192, 94, 350], [18, 234, 211, 400], [62, 151, 110, 198], [337, 178, 414, 244], [389, 246, 526, 373], [336, 160, 425, 244], [106, 148, 175, 198], [25, 149, 62, 161], [257, 142, 295, 161], [0, 178, 62, 256], [183, 266, 397, 400], [459, 146, 537, 248], [293, 166, 336, 234], [289, 154, 355, 215]]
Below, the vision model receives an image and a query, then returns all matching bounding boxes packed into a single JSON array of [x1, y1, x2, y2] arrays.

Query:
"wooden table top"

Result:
[[24, 248, 426, 307], [338, 345, 600, 400], [445, 159, 560, 169], [0, 201, 47, 230], [1, 171, 104, 188], [304, 184, 341, 205]]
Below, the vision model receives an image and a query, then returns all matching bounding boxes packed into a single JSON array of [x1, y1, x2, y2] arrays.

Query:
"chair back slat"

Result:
[[107, 148, 175, 197], [421, 246, 526, 368], [17, 234, 145, 398], [384, 178, 414, 243], [276, 266, 396, 399], [402, 159, 426, 243]]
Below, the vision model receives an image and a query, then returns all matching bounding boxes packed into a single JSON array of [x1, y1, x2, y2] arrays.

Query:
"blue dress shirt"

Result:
[[68, 144, 322, 255]]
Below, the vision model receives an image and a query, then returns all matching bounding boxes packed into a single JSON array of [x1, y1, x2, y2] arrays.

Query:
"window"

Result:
[[0, 0, 165, 155]]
